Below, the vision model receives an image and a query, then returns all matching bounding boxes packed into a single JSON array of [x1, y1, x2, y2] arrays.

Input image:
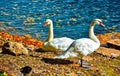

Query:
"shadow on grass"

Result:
[[35, 48, 46, 52], [41, 57, 73, 65], [35, 48, 62, 55], [35, 48, 58, 53]]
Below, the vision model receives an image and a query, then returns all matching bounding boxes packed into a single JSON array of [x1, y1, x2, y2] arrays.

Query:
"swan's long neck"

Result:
[[89, 22, 100, 45], [47, 22, 54, 42]]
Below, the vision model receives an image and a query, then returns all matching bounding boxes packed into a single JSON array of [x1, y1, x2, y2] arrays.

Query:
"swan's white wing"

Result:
[[71, 38, 100, 56], [55, 38, 100, 58], [49, 37, 74, 51], [43, 37, 74, 51]]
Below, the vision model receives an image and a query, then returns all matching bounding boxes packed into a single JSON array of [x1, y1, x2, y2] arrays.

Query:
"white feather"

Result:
[[42, 19, 74, 51], [55, 19, 103, 59], [43, 37, 74, 51]]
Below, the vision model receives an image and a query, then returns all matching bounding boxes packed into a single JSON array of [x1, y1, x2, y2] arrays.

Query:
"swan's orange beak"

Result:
[[100, 22, 105, 27], [43, 22, 47, 27]]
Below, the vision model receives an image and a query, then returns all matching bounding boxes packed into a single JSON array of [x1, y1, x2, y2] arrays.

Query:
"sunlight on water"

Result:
[[0, 0, 120, 40]]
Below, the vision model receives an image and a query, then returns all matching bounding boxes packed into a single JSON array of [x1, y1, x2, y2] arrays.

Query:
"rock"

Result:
[[23, 17, 35, 25], [96, 47, 120, 58], [107, 39, 120, 50], [0, 48, 2, 53], [2, 41, 29, 56], [20, 66, 32, 76], [0, 36, 6, 45], [25, 45, 35, 51], [97, 32, 120, 45]]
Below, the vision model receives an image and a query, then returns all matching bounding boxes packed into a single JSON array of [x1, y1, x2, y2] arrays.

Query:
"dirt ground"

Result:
[[0, 32, 120, 76]]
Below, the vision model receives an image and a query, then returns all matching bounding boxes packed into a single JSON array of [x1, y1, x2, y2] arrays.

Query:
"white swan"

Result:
[[54, 19, 105, 67], [42, 19, 74, 51]]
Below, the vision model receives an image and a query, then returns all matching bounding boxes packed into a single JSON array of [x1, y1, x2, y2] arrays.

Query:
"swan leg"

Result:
[[77, 57, 83, 67], [81, 57, 83, 67], [78, 57, 90, 68]]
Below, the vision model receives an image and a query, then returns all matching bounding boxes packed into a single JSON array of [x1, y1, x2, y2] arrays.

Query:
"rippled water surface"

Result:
[[0, 0, 120, 40]]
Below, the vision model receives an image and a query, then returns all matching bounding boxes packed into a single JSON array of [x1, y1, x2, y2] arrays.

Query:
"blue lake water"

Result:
[[0, 0, 120, 40]]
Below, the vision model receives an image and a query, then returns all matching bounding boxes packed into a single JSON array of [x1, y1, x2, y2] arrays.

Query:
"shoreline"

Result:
[[0, 31, 120, 46], [0, 31, 120, 76], [0, 32, 43, 48]]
